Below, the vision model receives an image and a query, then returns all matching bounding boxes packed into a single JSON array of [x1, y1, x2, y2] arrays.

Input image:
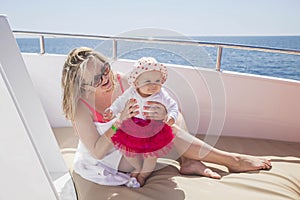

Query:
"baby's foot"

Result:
[[130, 171, 139, 178], [137, 172, 152, 187], [227, 154, 272, 173], [180, 160, 221, 179]]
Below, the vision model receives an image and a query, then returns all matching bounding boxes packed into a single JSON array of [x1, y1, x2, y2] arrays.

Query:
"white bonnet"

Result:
[[128, 57, 168, 86]]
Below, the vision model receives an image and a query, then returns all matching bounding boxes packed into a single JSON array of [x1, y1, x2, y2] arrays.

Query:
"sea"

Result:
[[16, 36, 300, 81]]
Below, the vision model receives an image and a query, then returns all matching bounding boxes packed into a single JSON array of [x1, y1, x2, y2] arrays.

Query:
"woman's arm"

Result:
[[73, 101, 115, 159], [73, 98, 139, 160]]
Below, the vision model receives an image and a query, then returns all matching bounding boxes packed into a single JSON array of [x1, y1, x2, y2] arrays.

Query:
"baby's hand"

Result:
[[103, 109, 114, 122]]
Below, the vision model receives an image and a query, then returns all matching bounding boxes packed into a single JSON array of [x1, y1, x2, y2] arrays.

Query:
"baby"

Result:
[[104, 57, 178, 186]]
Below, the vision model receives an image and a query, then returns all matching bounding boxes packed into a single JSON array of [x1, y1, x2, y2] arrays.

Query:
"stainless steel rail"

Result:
[[13, 30, 300, 71]]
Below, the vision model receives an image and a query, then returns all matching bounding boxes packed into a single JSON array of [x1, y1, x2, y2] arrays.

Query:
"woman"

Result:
[[61, 47, 271, 187]]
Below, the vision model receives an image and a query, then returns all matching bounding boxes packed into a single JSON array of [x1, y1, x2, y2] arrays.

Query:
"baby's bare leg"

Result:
[[124, 156, 142, 178], [137, 157, 157, 186]]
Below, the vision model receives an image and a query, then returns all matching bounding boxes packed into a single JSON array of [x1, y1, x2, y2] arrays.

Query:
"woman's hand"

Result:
[[119, 98, 139, 122], [103, 109, 114, 122], [143, 101, 167, 120]]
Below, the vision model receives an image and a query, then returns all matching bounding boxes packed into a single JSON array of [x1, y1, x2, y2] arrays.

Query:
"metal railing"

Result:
[[13, 30, 300, 71]]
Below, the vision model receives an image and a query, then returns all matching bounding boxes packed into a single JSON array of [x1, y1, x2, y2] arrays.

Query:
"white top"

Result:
[[110, 87, 179, 121]]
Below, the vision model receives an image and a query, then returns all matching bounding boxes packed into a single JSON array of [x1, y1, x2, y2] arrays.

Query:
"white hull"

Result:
[[23, 53, 300, 142]]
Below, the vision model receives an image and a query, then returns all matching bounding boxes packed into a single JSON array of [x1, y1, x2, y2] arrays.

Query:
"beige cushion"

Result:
[[53, 127, 300, 200]]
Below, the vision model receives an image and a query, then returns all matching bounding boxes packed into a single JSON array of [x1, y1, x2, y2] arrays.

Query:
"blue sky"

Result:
[[1, 0, 300, 36]]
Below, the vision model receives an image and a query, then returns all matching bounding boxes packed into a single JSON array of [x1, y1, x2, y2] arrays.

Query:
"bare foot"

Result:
[[227, 154, 272, 173], [137, 172, 152, 187], [130, 170, 140, 178], [180, 159, 221, 179]]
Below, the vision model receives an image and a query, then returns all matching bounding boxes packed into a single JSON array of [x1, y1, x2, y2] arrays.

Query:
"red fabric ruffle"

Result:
[[111, 117, 174, 158]]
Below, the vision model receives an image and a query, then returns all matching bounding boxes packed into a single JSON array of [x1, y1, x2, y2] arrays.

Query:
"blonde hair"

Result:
[[61, 47, 108, 120]]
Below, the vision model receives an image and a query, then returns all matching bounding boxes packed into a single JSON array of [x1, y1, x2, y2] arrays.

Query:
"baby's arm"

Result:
[[161, 88, 179, 126]]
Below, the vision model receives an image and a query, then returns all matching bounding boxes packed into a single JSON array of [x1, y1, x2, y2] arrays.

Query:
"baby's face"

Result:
[[135, 71, 163, 97]]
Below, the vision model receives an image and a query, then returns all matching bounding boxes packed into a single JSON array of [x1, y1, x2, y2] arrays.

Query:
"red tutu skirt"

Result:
[[111, 117, 174, 158]]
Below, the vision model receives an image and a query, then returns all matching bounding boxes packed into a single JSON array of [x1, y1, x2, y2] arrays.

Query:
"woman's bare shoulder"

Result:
[[116, 71, 130, 90], [74, 100, 93, 122]]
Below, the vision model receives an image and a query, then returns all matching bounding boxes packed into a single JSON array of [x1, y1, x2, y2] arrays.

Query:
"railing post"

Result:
[[39, 35, 45, 54], [112, 39, 117, 60], [216, 46, 223, 71]]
